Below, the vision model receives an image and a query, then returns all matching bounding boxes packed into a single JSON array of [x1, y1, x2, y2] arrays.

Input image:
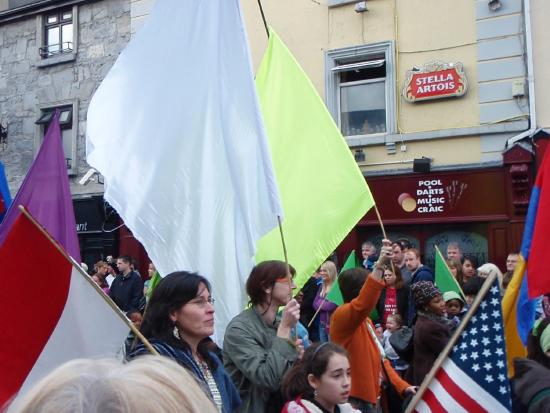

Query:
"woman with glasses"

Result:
[[128, 271, 240, 413], [223, 260, 302, 413]]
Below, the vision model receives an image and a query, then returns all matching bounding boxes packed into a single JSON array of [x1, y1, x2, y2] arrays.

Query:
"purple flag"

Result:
[[0, 111, 80, 261]]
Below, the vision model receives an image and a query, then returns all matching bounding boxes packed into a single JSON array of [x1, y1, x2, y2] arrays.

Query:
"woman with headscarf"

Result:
[[409, 281, 452, 386]]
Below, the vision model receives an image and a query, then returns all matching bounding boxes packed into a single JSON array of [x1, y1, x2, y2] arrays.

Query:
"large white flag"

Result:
[[86, 0, 282, 341]]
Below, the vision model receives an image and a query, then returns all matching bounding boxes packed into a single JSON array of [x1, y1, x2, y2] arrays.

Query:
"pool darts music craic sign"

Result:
[[402, 61, 468, 103]]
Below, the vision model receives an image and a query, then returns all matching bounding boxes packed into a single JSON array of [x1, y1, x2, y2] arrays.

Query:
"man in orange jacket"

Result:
[[330, 240, 416, 412]]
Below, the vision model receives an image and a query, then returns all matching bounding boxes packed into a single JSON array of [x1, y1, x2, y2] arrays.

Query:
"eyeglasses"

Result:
[[275, 277, 295, 284], [188, 297, 216, 307]]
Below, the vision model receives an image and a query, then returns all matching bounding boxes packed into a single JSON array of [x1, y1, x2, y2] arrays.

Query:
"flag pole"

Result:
[[404, 271, 498, 413], [257, 0, 270, 38], [17, 205, 159, 356], [373, 204, 397, 274]]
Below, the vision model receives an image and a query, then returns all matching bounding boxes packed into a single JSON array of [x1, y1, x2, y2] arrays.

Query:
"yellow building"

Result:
[[131, 0, 549, 269]]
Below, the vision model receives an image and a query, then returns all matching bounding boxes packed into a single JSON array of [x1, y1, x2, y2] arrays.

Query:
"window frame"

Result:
[[35, 100, 79, 176], [36, 5, 78, 67], [325, 41, 396, 143], [42, 8, 74, 58]]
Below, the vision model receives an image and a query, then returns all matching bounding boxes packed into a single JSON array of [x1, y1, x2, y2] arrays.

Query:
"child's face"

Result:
[[465, 295, 475, 306], [446, 299, 463, 316], [386, 317, 399, 332], [129, 312, 143, 329]]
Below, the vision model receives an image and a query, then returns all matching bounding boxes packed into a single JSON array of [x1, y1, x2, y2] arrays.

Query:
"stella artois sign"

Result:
[[402, 61, 467, 103]]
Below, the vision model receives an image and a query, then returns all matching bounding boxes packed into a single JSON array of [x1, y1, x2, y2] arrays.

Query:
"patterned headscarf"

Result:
[[411, 281, 441, 308]]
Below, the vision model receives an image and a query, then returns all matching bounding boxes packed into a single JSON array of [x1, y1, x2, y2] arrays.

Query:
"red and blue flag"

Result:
[[502, 148, 550, 375], [0, 161, 12, 224]]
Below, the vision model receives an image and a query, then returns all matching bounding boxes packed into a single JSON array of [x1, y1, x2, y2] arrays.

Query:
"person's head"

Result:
[[127, 309, 143, 329], [282, 343, 350, 409], [94, 261, 109, 277], [338, 267, 369, 303], [246, 260, 296, 308], [140, 272, 215, 366], [527, 318, 550, 369], [361, 241, 377, 259], [391, 240, 409, 266], [148, 262, 156, 278], [383, 266, 404, 289], [404, 248, 421, 272], [319, 261, 337, 286], [11, 356, 217, 413], [443, 291, 465, 317], [477, 263, 504, 291], [446, 242, 462, 261], [462, 276, 484, 306], [116, 256, 133, 275], [461, 255, 478, 280], [386, 313, 403, 333], [447, 258, 463, 281], [506, 253, 519, 273], [411, 281, 445, 316], [91, 275, 101, 286]]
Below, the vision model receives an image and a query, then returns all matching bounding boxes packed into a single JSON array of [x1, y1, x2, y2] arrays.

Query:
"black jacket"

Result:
[[374, 285, 410, 326], [109, 271, 143, 312]]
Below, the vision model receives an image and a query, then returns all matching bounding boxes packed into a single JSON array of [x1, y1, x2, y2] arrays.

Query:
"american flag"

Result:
[[414, 279, 512, 412]]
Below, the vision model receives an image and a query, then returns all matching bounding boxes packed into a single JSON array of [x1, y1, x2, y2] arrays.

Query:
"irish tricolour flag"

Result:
[[0, 212, 130, 409]]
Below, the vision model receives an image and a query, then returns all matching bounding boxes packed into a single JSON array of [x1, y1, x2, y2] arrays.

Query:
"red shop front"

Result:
[[336, 144, 534, 271]]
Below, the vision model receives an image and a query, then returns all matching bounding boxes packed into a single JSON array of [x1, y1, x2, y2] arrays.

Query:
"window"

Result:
[[39, 8, 74, 58], [35, 102, 78, 174], [326, 42, 395, 139]]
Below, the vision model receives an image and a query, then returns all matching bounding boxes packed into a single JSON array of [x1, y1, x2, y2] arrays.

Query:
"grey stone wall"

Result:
[[0, 0, 130, 197]]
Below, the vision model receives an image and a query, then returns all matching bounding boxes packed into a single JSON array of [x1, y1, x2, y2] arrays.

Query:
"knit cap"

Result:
[[443, 291, 464, 304], [411, 281, 441, 308]]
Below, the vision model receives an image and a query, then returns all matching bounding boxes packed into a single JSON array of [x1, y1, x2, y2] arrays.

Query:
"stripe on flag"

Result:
[[0, 213, 130, 408], [425, 376, 469, 413]]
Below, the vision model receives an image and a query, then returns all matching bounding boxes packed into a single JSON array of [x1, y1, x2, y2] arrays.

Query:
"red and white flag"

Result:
[[0, 213, 130, 409]]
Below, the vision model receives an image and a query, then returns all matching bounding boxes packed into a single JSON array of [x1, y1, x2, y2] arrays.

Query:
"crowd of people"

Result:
[[10, 241, 550, 413]]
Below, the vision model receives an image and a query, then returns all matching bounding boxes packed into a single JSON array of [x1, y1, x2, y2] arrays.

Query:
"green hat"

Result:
[[443, 291, 464, 304]]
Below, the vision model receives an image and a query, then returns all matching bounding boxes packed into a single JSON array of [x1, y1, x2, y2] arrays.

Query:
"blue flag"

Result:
[[0, 161, 12, 223]]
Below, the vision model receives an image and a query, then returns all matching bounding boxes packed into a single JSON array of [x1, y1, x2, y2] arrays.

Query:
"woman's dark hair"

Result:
[[461, 254, 478, 268], [462, 276, 484, 296], [139, 271, 216, 370], [527, 318, 550, 369], [384, 265, 405, 290], [338, 267, 369, 303], [246, 260, 296, 306], [281, 342, 348, 401]]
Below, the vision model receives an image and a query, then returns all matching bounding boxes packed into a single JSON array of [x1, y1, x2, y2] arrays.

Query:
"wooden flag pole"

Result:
[[404, 272, 498, 413], [373, 204, 397, 274], [257, 0, 270, 38], [277, 215, 298, 340], [18, 205, 159, 356]]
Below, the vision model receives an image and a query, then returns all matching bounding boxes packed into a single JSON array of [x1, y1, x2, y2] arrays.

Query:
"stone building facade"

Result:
[[0, 0, 130, 197], [0, 0, 130, 266]]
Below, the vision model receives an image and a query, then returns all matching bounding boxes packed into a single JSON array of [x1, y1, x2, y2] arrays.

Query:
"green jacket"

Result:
[[223, 307, 299, 413]]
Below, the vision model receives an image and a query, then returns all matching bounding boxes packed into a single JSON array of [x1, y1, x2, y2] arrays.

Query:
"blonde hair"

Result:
[[477, 263, 504, 291], [321, 261, 338, 284], [10, 356, 217, 413]]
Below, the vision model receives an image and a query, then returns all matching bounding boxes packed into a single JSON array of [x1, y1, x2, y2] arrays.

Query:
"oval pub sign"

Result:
[[402, 60, 468, 103]]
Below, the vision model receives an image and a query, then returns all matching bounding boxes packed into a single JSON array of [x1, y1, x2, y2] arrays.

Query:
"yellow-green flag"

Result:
[[255, 29, 375, 288]]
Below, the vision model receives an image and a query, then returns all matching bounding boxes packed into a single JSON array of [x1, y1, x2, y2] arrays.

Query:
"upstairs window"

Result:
[[40, 9, 74, 58], [35, 104, 77, 174], [326, 42, 395, 138]]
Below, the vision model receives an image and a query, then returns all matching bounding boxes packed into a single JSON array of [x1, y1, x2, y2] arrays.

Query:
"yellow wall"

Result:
[[241, 0, 328, 98], [531, 0, 550, 130], [358, 136, 481, 174]]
